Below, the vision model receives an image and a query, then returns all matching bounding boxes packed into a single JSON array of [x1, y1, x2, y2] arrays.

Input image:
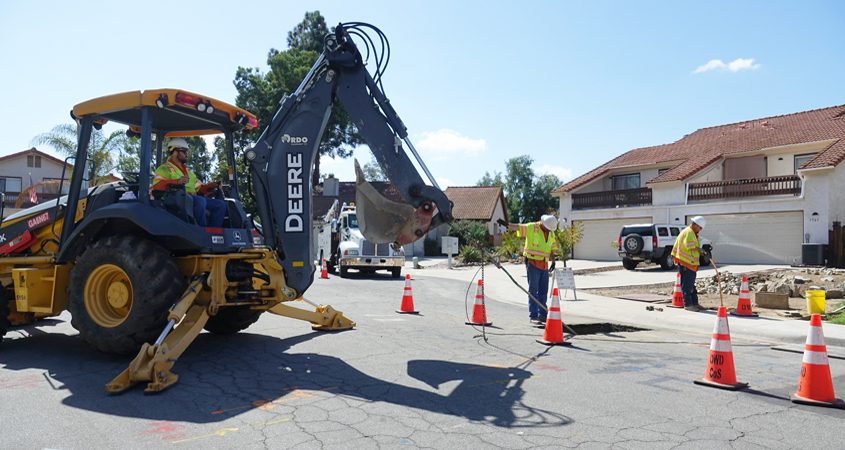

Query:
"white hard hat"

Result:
[[167, 137, 190, 151], [541, 214, 559, 231], [691, 216, 706, 229]]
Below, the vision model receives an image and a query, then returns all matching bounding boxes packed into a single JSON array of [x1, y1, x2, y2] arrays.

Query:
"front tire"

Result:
[[68, 235, 184, 354]]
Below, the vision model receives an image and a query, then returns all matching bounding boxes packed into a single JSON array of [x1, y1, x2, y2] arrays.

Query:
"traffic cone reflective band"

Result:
[[791, 314, 845, 408], [320, 259, 329, 279], [730, 276, 757, 317], [669, 272, 684, 308], [536, 288, 570, 346], [466, 279, 492, 326], [694, 306, 748, 390], [396, 274, 419, 314]]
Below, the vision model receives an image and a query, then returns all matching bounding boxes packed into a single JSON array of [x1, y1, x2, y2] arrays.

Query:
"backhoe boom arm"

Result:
[[248, 23, 452, 296]]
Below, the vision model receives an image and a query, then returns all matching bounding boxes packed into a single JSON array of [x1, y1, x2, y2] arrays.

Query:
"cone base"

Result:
[[466, 321, 492, 326], [396, 310, 420, 314], [536, 338, 572, 346], [694, 379, 748, 391], [790, 393, 845, 409], [729, 310, 758, 317]]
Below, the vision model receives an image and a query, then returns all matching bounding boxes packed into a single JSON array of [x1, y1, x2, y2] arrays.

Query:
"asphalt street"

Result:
[[1, 267, 844, 449]]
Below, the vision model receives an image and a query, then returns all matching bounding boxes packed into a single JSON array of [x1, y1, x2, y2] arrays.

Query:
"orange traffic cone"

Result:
[[536, 288, 571, 346], [730, 276, 757, 317], [791, 314, 845, 408], [668, 272, 684, 308], [396, 274, 419, 314], [694, 306, 748, 390], [320, 259, 329, 279], [466, 279, 492, 326]]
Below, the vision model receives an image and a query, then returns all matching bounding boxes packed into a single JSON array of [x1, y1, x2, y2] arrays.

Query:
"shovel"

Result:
[[354, 159, 436, 245]]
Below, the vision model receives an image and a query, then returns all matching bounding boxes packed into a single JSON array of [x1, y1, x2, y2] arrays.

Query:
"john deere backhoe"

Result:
[[0, 22, 452, 393]]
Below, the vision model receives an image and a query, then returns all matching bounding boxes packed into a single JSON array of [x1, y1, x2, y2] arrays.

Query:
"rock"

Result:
[[772, 281, 792, 295], [793, 276, 808, 284], [822, 276, 835, 282], [826, 289, 844, 300], [731, 287, 739, 295], [755, 283, 767, 292], [755, 292, 790, 309]]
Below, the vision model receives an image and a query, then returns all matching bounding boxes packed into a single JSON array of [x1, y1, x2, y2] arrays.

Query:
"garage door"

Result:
[[574, 217, 651, 261], [696, 212, 803, 264]]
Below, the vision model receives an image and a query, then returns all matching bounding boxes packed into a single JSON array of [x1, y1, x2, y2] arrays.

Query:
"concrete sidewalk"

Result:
[[407, 260, 845, 348]]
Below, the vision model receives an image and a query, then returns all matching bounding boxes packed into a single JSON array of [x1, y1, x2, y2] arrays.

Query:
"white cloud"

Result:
[[415, 129, 487, 160], [435, 177, 457, 189], [693, 58, 760, 74], [536, 164, 573, 181]]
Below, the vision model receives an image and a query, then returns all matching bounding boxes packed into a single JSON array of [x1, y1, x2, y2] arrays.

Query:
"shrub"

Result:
[[496, 230, 523, 261], [447, 220, 489, 248], [459, 245, 482, 264]]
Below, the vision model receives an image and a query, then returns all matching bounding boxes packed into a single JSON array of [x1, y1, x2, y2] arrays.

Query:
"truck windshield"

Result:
[[347, 213, 359, 229]]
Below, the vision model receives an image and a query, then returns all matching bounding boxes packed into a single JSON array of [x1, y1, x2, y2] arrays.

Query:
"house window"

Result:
[[27, 155, 42, 168], [611, 173, 640, 190], [0, 176, 22, 193], [794, 153, 816, 173]]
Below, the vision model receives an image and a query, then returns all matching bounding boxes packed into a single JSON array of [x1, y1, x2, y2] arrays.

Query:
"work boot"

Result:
[[684, 304, 704, 312]]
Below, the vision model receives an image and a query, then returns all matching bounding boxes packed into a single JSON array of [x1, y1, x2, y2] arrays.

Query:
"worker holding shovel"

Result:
[[671, 216, 707, 312]]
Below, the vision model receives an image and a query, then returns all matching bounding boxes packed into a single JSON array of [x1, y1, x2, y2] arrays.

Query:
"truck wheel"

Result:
[[0, 286, 9, 343], [391, 268, 401, 278], [339, 266, 349, 278], [68, 235, 184, 355], [659, 250, 675, 270], [622, 258, 638, 271], [204, 306, 263, 335]]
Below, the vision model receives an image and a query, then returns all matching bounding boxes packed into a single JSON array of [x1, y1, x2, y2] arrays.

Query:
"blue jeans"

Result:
[[678, 265, 699, 306], [192, 195, 227, 227], [526, 261, 549, 319]]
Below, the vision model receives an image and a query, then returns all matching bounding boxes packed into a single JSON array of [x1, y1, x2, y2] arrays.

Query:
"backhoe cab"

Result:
[[0, 22, 452, 394]]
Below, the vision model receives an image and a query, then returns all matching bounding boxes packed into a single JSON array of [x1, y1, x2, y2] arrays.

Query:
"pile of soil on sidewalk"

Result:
[[585, 266, 845, 319]]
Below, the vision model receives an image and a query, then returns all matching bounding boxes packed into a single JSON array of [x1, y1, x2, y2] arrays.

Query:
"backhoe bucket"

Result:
[[355, 160, 435, 245]]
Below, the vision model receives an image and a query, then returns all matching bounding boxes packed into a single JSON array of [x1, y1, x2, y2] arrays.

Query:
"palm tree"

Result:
[[33, 124, 135, 187]]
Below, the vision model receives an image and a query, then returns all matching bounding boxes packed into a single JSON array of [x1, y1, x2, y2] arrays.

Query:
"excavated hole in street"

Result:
[[567, 323, 649, 335]]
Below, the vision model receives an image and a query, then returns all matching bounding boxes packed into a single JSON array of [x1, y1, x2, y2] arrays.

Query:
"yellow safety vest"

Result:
[[671, 226, 700, 271], [517, 222, 559, 261], [153, 160, 198, 194]]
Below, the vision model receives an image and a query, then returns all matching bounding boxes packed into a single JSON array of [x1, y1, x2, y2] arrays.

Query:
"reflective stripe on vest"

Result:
[[519, 222, 557, 261], [671, 226, 700, 268], [153, 160, 198, 194]]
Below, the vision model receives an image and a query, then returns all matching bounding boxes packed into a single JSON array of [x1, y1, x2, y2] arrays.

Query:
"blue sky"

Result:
[[1, 1, 843, 188]]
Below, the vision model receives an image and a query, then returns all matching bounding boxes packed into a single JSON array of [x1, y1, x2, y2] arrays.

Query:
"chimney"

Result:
[[323, 175, 339, 196]]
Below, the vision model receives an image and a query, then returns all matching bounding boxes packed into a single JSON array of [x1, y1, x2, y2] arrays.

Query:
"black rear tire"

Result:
[[659, 250, 676, 270], [68, 235, 185, 355], [340, 266, 349, 278], [622, 258, 638, 271], [391, 268, 401, 278], [205, 306, 263, 334]]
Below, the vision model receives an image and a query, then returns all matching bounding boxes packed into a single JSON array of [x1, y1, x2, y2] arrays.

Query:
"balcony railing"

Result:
[[688, 175, 801, 201], [572, 187, 652, 210]]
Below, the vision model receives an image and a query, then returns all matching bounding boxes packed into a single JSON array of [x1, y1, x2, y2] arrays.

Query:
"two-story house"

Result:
[[553, 105, 845, 265], [0, 148, 71, 215]]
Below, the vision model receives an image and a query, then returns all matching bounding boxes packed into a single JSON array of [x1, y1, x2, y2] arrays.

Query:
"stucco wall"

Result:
[[651, 181, 686, 206], [690, 161, 723, 183]]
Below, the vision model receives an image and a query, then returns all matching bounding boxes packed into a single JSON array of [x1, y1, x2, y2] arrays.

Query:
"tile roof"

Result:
[[444, 186, 508, 221], [554, 104, 845, 193]]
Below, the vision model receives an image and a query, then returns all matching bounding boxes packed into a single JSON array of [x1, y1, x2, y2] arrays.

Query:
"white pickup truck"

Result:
[[326, 204, 404, 278]]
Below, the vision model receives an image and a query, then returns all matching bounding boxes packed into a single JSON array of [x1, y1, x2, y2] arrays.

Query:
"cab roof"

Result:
[[71, 88, 258, 137]]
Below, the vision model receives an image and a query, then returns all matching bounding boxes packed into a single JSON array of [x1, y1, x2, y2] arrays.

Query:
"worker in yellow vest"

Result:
[[507, 214, 560, 325], [152, 138, 227, 227], [671, 216, 706, 312]]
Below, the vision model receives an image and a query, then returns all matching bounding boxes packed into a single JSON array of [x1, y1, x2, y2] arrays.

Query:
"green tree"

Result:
[[476, 170, 504, 187], [233, 11, 362, 188], [211, 136, 255, 214], [504, 155, 535, 223], [184, 136, 214, 181], [361, 154, 388, 182], [526, 173, 562, 219], [33, 123, 133, 186]]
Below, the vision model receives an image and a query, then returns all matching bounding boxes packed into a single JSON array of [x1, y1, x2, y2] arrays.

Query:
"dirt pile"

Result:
[[695, 268, 845, 300]]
